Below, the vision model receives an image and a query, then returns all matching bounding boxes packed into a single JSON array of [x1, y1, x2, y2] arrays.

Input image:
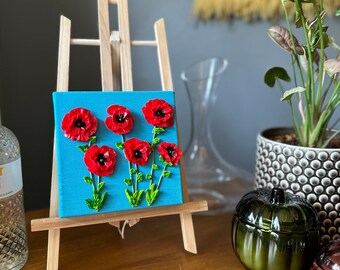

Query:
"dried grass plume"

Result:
[[193, 0, 340, 21]]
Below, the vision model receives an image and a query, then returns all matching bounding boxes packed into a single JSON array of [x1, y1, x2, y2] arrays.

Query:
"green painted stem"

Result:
[[129, 161, 134, 194], [135, 164, 139, 192], [97, 175, 101, 191], [148, 127, 159, 187], [90, 172, 95, 192], [149, 154, 155, 188], [121, 134, 134, 193], [157, 164, 167, 190]]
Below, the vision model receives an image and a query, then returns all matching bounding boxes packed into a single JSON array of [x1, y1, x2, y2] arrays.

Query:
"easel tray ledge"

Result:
[[31, 200, 208, 232]]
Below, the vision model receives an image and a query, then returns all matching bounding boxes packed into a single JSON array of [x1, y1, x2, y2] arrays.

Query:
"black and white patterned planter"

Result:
[[255, 127, 340, 243]]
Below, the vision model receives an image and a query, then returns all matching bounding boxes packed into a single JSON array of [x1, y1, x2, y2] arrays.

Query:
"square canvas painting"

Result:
[[53, 91, 183, 218]]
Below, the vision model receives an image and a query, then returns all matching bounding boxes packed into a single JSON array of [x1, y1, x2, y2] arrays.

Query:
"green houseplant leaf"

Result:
[[280, 87, 306, 101], [264, 67, 291, 87]]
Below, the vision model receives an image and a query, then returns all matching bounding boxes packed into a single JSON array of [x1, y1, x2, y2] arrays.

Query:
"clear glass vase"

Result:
[[181, 57, 253, 215]]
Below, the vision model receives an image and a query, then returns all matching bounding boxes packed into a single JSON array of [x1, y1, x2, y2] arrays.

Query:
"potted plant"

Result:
[[254, 0, 340, 243]]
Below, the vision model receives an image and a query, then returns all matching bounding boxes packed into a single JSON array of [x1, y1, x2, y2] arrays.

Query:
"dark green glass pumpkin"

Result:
[[232, 188, 320, 270]]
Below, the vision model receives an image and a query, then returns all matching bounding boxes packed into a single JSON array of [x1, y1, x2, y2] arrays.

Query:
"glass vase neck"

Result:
[[181, 57, 227, 158], [181, 57, 227, 106], [181, 57, 252, 215]]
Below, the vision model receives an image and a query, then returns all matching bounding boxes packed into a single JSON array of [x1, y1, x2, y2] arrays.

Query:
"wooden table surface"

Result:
[[24, 209, 244, 270]]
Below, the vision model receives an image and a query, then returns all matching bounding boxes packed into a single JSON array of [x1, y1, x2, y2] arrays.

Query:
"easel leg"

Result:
[[47, 229, 60, 270], [47, 141, 60, 269], [179, 213, 197, 254]]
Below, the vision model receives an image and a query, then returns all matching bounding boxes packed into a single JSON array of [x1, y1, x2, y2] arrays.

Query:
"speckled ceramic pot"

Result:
[[255, 127, 340, 243]]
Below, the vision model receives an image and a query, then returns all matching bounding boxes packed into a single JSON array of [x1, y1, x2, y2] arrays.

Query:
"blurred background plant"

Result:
[[193, 0, 340, 21]]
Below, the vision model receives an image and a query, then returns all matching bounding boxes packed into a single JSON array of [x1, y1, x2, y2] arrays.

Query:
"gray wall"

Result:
[[0, 0, 339, 210]]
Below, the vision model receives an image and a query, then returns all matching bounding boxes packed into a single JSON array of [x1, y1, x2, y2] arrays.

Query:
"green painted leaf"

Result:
[[145, 174, 152, 180], [92, 189, 99, 198], [89, 135, 97, 144], [280, 87, 306, 101], [137, 172, 143, 182], [84, 176, 93, 184], [124, 178, 132, 186], [85, 198, 94, 209], [115, 142, 124, 149], [131, 190, 144, 206], [150, 183, 156, 191], [146, 189, 152, 205], [77, 145, 89, 152], [130, 168, 137, 174], [97, 181, 105, 191], [99, 191, 108, 205], [125, 189, 134, 205], [146, 187, 159, 206], [125, 189, 132, 197], [136, 190, 144, 200], [163, 170, 171, 178], [159, 156, 165, 163], [153, 127, 165, 135], [152, 164, 159, 170], [125, 189, 144, 207], [264, 67, 291, 87], [153, 138, 161, 145], [152, 189, 159, 200]]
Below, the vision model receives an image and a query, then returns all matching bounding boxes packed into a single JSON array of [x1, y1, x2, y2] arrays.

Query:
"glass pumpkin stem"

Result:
[[270, 188, 285, 205]]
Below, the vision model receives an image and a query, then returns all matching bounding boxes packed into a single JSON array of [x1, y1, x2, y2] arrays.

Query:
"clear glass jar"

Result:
[[0, 125, 28, 269]]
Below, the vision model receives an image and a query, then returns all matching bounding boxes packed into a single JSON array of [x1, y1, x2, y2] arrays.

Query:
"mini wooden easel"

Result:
[[31, 0, 208, 269]]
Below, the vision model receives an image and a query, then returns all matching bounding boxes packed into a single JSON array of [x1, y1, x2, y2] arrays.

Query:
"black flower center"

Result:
[[166, 146, 175, 158], [115, 114, 126, 123], [134, 150, 142, 159], [155, 109, 165, 117], [96, 154, 107, 165], [74, 119, 86, 128]]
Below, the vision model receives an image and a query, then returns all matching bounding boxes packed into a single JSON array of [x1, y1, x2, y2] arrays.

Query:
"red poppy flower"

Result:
[[124, 138, 151, 166], [84, 145, 116, 176], [105, 105, 135, 134], [142, 99, 174, 127], [157, 142, 182, 166], [61, 108, 97, 142]]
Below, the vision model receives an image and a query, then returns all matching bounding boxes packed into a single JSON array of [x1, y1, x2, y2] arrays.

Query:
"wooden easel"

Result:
[[31, 0, 208, 269]]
